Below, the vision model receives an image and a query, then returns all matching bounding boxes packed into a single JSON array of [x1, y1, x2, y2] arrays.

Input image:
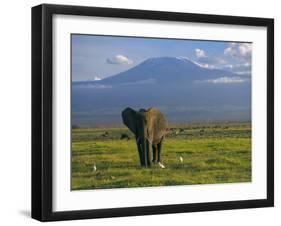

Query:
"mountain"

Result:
[[72, 57, 251, 126], [74, 57, 236, 86]]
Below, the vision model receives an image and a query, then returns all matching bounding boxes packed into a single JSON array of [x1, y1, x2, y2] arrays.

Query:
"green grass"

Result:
[[71, 122, 251, 190]]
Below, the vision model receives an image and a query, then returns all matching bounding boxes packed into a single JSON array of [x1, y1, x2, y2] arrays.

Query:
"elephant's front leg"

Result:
[[152, 145, 157, 163], [136, 137, 144, 166], [157, 141, 162, 163], [136, 143, 144, 166], [145, 139, 152, 167]]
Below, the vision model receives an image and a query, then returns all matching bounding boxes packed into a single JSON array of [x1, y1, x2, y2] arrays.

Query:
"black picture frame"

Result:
[[32, 4, 274, 222]]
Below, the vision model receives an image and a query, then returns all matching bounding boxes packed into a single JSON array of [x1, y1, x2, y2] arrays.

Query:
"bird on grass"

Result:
[[179, 156, 183, 163], [158, 162, 166, 169], [93, 163, 97, 172]]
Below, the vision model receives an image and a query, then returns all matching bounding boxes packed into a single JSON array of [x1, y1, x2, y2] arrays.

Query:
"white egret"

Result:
[[179, 156, 183, 163], [93, 163, 97, 172], [158, 162, 166, 169]]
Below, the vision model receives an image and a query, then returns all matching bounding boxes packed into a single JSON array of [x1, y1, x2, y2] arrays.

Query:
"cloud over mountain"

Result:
[[224, 42, 252, 60], [106, 54, 133, 65], [195, 76, 249, 84], [195, 48, 206, 58]]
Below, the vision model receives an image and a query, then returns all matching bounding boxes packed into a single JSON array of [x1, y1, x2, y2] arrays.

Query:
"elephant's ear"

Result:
[[121, 107, 137, 135]]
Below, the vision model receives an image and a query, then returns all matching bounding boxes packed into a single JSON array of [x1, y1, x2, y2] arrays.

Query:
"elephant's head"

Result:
[[121, 107, 147, 166]]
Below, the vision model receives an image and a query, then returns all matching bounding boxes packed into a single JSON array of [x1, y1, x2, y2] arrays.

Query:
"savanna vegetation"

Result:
[[71, 122, 251, 190]]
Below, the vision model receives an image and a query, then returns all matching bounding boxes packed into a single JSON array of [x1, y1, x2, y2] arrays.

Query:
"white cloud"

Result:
[[195, 76, 248, 84], [76, 84, 112, 89], [176, 56, 190, 61], [93, 76, 101, 81], [121, 78, 157, 86], [91, 84, 112, 89], [195, 48, 206, 58], [106, 54, 133, 65], [224, 62, 252, 75], [177, 55, 251, 76], [192, 60, 217, 69], [223, 64, 234, 69], [224, 43, 252, 59], [235, 71, 251, 75], [239, 43, 252, 56], [176, 57, 217, 69], [224, 47, 236, 56]]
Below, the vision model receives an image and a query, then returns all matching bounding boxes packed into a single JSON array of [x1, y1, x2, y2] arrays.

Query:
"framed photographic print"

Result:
[[32, 4, 274, 221]]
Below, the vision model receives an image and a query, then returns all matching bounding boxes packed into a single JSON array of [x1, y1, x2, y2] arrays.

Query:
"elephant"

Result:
[[121, 107, 168, 168]]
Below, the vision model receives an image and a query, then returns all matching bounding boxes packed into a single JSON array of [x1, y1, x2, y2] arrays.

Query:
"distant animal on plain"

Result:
[[179, 128, 185, 133], [120, 133, 130, 140], [199, 129, 204, 135], [100, 132, 109, 138]]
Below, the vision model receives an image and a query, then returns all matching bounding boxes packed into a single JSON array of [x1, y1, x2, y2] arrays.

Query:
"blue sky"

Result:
[[72, 34, 252, 81]]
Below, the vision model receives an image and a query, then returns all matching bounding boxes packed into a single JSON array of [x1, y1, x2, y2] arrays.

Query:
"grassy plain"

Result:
[[71, 122, 251, 190]]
